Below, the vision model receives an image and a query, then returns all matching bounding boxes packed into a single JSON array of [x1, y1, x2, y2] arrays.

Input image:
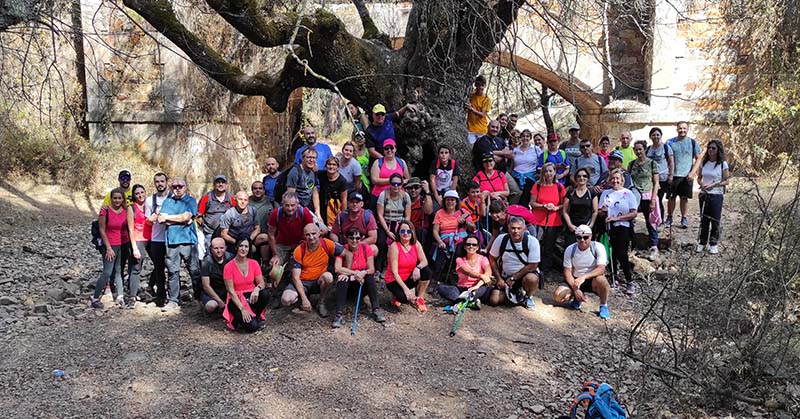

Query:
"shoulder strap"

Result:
[[363, 209, 372, 225], [378, 157, 384, 168], [397, 157, 405, 171], [570, 242, 598, 264], [560, 150, 566, 161]]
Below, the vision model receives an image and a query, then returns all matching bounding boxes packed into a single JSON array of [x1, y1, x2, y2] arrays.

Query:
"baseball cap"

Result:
[[575, 225, 592, 236], [348, 191, 364, 201], [118, 170, 131, 180], [609, 150, 624, 161], [547, 132, 559, 142], [569, 123, 581, 131], [372, 104, 386, 114], [481, 152, 494, 162], [214, 174, 228, 182], [383, 138, 397, 147], [443, 190, 459, 200], [405, 177, 421, 188]]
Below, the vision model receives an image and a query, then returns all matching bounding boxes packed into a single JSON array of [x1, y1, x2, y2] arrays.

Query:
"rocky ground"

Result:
[[0, 181, 791, 418]]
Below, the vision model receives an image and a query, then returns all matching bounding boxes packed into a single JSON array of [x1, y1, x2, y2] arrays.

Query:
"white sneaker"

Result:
[[648, 246, 659, 261], [695, 244, 704, 253], [709, 245, 719, 254]]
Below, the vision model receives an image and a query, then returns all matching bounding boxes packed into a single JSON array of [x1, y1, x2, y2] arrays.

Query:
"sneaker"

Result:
[[648, 246, 658, 261], [468, 299, 481, 311], [709, 245, 719, 254], [523, 296, 536, 311], [569, 299, 582, 310], [318, 302, 329, 318], [115, 295, 126, 308], [680, 217, 689, 229], [695, 244, 705, 253], [599, 304, 611, 319], [415, 297, 427, 313], [331, 312, 344, 328], [664, 216, 673, 228], [161, 301, 180, 313], [90, 298, 104, 309], [373, 308, 386, 323], [391, 296, 401, 308], [625, 281, 639, 296]]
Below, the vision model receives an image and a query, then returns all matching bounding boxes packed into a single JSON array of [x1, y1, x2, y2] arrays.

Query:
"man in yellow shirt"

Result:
[[466, 75, 491, 145], [616, 131, 637, 169], [102, 170, 133, 206]]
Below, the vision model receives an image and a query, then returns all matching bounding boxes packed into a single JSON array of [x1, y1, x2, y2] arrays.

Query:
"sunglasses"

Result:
[[390, 182, 403, 187], [576, 174, 588, 179], [398, 229, 412, 235], [577, 235, 591, 241], [119, 176, 131, 181], [383, 146, 395, 150], [171, 185, 186, 190], [464, 242, 479, 247], [407, 185, 421, 190], [347, 234, 361, 240], [580, 144, 591, 148]]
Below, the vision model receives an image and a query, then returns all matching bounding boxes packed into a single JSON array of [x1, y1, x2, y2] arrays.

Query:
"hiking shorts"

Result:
[[561, 276, 602, 294], [668, 177, 693, 199], [285, 280, 321, 296]]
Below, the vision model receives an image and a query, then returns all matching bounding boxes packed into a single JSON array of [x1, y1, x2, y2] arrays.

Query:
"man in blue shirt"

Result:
[[537, 133, 570, 185], [158, 176, 200, 312], [665, 121, 702, 229], [365, 103, 418, 158], [293, 126, 334, 171]]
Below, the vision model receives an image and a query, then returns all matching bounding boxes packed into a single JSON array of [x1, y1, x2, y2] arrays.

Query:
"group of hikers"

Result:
[[92, 76, 730, 332]]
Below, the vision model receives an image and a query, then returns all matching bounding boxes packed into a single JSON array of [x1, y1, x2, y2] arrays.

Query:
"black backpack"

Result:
[[272, 163, 301, 205]]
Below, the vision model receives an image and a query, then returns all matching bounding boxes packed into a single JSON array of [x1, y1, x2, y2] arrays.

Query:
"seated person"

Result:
[[332, 227, 386, 328], [438, 234, 492, 309], [281, 224, 344, 317], [488, 216, 541, 309], [553, 225, 611, 319], [200, 238, 232, 314], [329, 191, 379, 257], [222, 238, 271, 332], [385, 220, 432, 313]]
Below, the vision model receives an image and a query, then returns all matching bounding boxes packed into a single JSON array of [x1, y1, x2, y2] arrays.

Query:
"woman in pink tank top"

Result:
[[385, 220, 432, 313], [91, 188, 132, 309], [126, 184, 150, 307], [369, 138, 410, 199]]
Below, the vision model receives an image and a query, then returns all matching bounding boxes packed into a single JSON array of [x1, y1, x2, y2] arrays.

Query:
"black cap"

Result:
[[118, 170, 131, 180]]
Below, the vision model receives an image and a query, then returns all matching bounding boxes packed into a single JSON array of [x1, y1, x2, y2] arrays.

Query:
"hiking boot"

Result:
[[373, 308, 386, 323], [468, 299, 481, 311], [680, 216, 689, 229], [391, 296, 401, 308], [115, 295, 126, 308], [695, 244, 705, 253], [161, 301, 180, 313], [415, 297, 427, 313], [331, 312, 344, 328], [569, 299, 582, 310], [648, 246, 658, 261], [663, 216, 673, 228], [523, 296, 536, 311], [318, 302, 329, 318], [90, 298, 104, 309], [598, 304, 611, 319], [709, 245, 719, 254], [625, 281, 639, 296]]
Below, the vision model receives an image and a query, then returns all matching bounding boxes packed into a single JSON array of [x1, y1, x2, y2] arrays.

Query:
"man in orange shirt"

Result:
[[281, 223, 344, 317], [466, 75, 491, 145]]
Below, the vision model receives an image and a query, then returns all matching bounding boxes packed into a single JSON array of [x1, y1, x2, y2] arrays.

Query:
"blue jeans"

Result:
[[638, 199, 658, 247], [94, 245, 124, 299], [699, 193, 724, 246], [165, 244, 200, 303]]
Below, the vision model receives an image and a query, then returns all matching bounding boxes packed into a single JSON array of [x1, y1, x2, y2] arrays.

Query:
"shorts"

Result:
[[200, 288, 227, 304], [668, 177, 693, 199], [561, 276, 601, 294], [285, 280, 321, 296]]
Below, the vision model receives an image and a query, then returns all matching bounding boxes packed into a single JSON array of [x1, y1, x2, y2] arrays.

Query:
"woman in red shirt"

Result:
[[530, 162, 566, 273], [91, 188, 131, 309]]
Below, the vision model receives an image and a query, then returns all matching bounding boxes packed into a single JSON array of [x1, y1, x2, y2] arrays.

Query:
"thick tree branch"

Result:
[[351, 0, 389, 45], [204, 0, 298, 48]]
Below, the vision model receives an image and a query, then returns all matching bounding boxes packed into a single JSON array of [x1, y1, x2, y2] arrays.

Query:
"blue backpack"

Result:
[[567, 382, 626, 419]]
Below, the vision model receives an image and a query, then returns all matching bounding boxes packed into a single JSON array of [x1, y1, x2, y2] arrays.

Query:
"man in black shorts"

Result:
[[553, 225, 611, 319]]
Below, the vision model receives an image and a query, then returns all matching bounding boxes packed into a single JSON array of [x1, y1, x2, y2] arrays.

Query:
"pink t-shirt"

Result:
[[99, 207, 130, 246], [221, 259, 264, 330], [371, 157, 406, 198], [473, 170, 507, 195], [384, 242, 419, 284], [336, 243, 374, 271], [455, 255, 489, 288]]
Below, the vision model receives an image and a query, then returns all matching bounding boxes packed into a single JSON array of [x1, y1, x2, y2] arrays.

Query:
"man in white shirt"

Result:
[[553, 225, 611, 319]]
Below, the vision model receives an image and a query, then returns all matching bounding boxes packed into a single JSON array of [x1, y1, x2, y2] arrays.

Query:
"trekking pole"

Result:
[[351, 278, 364, 336], [449, 292, 474, 337]]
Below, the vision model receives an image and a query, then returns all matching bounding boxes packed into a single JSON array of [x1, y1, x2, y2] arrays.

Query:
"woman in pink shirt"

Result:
[[222, 238, 271, 332], [369, 138, 410, 202], [437, 234, 492, 307], [125, 184, 150, 308], [385, 220, 431, 313], [91, 188, 131, 309], [432, 190, 474, 288], [472, 153, 509, 203]]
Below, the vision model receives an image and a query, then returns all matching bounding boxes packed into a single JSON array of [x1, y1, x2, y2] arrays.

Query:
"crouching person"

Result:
[[281, 224, 344, 317], [222, 238, 271, 332], [332, 227, 386, 328], [553, 225, 611, 319], [200, 237, 232, 314], [487, 216, 541, 310], [438, 234, 492, 309]]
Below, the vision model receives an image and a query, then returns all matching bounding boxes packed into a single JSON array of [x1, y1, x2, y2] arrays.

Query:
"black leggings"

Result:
[[226, 288, 271, 333], [537, 225, 560, 272], [609, 225, 633, 284], [335, 274, 380, 313], [438, 284, 491, 302], [386, 267, 432, 304]]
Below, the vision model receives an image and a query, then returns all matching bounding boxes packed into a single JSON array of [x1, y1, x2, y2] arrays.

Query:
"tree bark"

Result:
[[540, 84, 555, 134]]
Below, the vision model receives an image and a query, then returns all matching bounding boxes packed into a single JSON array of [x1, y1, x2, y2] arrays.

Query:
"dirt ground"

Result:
[[0, 179, 771, 418]]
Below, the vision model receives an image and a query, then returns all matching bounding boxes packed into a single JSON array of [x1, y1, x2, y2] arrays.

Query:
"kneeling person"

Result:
[[488, 216, 541, 309], [281, 224, 344, 317], [222, 238, 271, 332], [553, 225, 611, 319], [332, 227, 385, 328], [200, 238, 232, 313]]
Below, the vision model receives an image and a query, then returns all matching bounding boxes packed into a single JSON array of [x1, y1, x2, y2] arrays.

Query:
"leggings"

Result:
[[536, 225, 560, 272], [386, 267, 432, 304], [226, 288, 271, 333], [698, 193, 724, 246], [94, 245, 124, 299], [127, 241, 148, 299], [335, 274, 380, 313], [437, 284, 491, 303], [609, 225, 633, 284]]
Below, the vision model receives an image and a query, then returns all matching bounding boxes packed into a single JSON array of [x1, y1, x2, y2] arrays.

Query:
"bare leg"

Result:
[[591, 275, 610, 305], [521, 273, 539, 296], [553, 285, 573, 304], [679, 197, 689, 218]]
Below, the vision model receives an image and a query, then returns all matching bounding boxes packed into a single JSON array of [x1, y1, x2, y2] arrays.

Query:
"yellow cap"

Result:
[[372, 104, 386, 114]]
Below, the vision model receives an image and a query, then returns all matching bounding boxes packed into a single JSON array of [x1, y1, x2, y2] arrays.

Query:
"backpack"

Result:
[[435, 159, 455, 171], [90, 211, 108, 252], [497, 232, 531, 276], [272, 163, 302, 205], [336, 209, 373, 231], [567, 381, 626, 419], [543, 149, 567, 164]]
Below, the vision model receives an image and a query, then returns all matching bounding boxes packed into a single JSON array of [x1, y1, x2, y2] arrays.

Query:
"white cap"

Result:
[[575, 225, 592, 236], [443, 190, 459, 200]]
